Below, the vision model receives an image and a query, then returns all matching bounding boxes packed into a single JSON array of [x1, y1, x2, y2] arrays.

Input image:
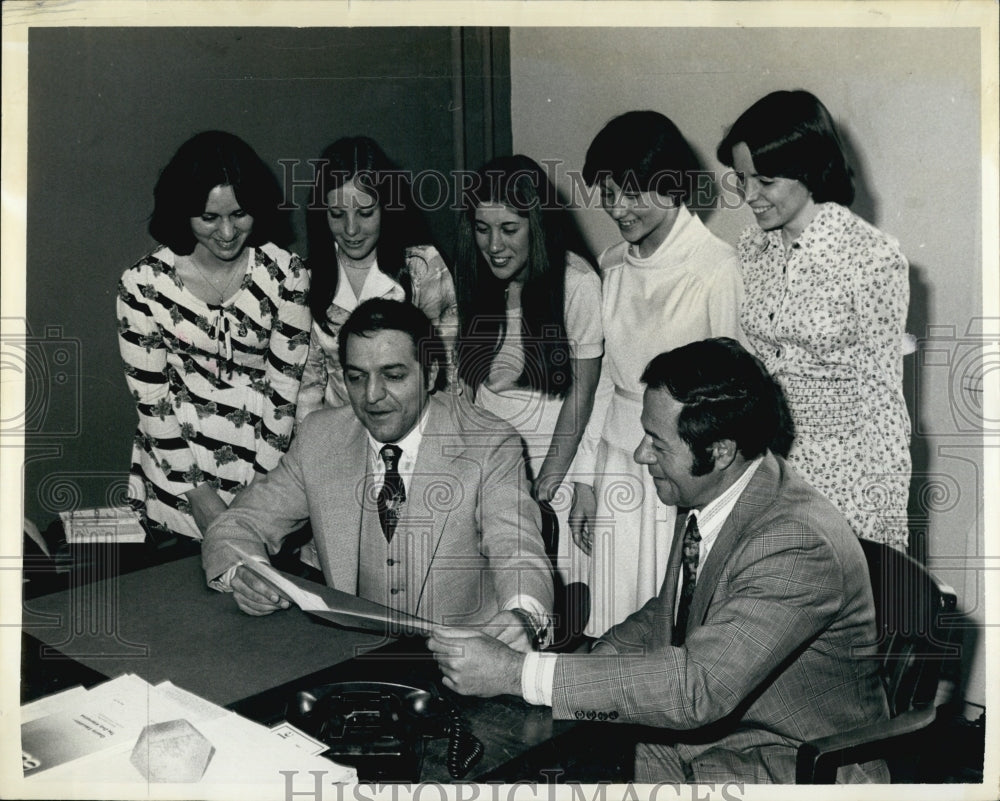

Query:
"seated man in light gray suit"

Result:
[[203, 299, 553, 648], [430, 338, 890, 782]]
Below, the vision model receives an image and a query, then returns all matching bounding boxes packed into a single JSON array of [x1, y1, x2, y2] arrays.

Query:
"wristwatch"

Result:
[[508, 608, 552, 651]]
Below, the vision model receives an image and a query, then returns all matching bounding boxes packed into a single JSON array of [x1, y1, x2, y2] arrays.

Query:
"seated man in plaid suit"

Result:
[[430, 338, 889, 783]]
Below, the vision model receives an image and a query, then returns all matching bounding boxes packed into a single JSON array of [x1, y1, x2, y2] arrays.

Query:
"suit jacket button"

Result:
[[609, 711, 619, 720], [575, 711, 585, 720], [390, 588, 402, 595], [586, 711, 596, 720], [386, 558, 396, 566], [597, 712, 607, 721]]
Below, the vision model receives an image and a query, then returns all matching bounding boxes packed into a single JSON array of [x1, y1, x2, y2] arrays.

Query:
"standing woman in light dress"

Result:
[[117, 130, 311, 542], [717, 90, 911, 550], [454, 155, 603, 583], [296, 136, 459, 422], [569, 111, 746, 636]]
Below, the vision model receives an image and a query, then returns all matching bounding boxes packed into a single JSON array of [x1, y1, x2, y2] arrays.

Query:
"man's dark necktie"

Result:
[[377, 444, 405, 542], [672, 513, 702, 646]]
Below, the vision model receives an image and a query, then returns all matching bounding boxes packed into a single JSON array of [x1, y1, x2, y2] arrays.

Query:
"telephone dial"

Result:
[[285, 681, 483, 781]]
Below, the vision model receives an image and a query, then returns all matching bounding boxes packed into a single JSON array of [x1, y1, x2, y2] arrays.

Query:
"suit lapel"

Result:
[[687, 453, 782, 631], [324, 417, 367, 594], [404, 396, 464, 609]]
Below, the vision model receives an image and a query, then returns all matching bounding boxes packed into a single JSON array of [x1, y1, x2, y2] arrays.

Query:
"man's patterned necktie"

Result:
[[377, 444, 406, 542], [672, 513, 702, 646]]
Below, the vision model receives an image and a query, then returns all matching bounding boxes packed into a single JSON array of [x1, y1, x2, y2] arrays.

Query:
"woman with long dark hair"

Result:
[[717, 89, 911, 550], [117, 130, 310, 541], [297, 136, 458, 420], [454, 155, 603, 580]]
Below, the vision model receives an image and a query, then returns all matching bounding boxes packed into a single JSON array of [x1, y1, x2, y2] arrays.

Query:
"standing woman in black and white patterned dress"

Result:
[[117, 131, 311, 541]]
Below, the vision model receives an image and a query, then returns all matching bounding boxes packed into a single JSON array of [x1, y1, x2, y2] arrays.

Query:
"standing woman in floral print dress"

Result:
[[717, 90, 912, 550], [117, 131, 311, 542]]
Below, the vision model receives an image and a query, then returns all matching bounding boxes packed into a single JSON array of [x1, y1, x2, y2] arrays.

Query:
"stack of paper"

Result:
[[20, 674, 356, 800], [59, 507, 146, 544]]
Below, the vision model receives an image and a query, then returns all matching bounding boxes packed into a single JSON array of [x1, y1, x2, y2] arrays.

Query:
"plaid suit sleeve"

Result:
[[551, 528, 847, 729]]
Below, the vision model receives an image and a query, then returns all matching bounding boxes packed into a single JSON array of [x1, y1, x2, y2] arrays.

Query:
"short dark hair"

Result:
[[582, 110, 699, 204], [716, 90, 855, 205], [640, 338, 794, 475], [337, 298, 446, 392], [148, 130, 289, 254]]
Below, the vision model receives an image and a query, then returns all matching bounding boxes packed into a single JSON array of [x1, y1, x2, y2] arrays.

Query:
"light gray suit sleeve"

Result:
[[476, 429, 554, 615], [201, 421, 312, 584]]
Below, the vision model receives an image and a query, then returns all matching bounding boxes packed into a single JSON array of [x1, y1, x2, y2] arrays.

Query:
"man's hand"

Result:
[[568, 482, 596, 555], [478, 610, 533, 653], [231, 564, 291, 616], [428, 628, 525, 698]]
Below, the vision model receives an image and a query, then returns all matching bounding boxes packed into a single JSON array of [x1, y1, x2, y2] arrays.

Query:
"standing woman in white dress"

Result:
[[569, 111, 746, 636], [454, 155, 603, 585], [296, 136, 458, 422], [118, 131, 311, 542]]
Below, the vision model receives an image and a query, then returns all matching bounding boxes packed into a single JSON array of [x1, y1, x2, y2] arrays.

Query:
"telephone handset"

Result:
[[285, 681, 483, 781]]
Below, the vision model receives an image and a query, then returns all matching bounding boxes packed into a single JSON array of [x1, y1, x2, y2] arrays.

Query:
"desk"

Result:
[[22, 556, 601, 783]]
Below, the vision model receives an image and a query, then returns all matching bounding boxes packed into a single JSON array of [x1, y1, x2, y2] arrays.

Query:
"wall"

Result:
[[510, 26, 987, 709], [21, 26, 510, 532]]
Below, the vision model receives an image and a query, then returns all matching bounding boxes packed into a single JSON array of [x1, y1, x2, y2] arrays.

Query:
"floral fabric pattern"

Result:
[[296, 244, 458, 421], [117, 242, 311, 540], [739, 202, 911, 549]]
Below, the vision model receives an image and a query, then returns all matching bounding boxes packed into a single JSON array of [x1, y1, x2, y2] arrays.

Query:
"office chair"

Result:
[[796, 538, 959, 783]]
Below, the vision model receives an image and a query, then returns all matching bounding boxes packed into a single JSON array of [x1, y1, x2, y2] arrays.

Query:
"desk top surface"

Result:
[[22, 555, 385, 706], [21, 555, 580, 782]]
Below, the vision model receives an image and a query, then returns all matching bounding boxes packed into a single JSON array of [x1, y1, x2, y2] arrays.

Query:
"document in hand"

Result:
[[230, 544, 435, 636]]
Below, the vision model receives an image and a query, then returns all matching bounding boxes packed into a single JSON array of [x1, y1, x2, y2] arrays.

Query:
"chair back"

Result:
[[860, 539, 958, 718]]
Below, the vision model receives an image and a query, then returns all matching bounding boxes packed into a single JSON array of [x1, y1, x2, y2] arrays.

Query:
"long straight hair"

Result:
[[454, 155, 575, 399], [305, 136, 430, 334]]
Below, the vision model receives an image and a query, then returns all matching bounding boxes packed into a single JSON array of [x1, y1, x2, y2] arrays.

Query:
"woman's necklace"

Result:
[[189, 252, 246, 305]]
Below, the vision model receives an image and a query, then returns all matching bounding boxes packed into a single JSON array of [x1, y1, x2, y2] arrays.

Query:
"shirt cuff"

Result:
[[208, 556, 269, 593], [503, 594, 547, 621], [503, 595, 552, 650], [521, 651, 557, 706], [209, 564, 240, 593]]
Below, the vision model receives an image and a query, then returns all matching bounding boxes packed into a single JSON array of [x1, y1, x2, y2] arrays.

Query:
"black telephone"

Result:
[[285, 681, 483, 781]]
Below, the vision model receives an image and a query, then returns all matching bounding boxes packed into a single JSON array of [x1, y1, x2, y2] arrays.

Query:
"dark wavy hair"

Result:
[[337, 298, 446, 392], [454, 154, 580, 399], [641, 337, 795, 476], [306, 137, 431, 334], [716, 90, 855, 205], [582, 110, 699, 205], [148, 130, 289, 254]]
